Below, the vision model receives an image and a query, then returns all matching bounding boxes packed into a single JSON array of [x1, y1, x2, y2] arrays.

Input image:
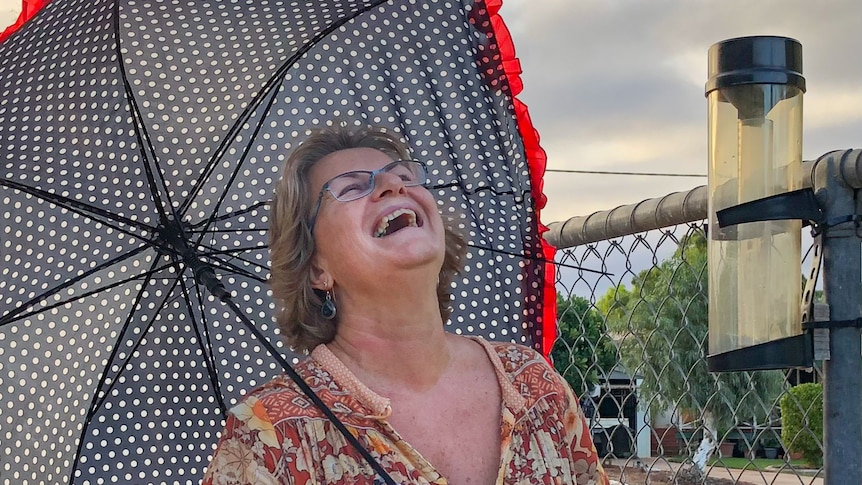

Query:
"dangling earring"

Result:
[[321, 285, 337, 320]]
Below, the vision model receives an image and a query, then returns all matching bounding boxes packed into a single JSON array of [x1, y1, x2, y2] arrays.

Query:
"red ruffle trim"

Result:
[[486, 0, 557, 359], [0, 0, 48, 44]]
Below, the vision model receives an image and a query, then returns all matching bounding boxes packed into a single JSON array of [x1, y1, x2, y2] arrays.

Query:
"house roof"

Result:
[[602, 364, 643, 382]]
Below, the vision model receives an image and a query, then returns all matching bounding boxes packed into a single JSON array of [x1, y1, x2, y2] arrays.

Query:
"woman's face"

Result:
[[307, 147, 445, 289]]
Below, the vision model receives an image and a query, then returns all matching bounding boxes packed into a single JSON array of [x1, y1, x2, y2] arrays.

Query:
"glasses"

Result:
[[308, 159, 428, 231]]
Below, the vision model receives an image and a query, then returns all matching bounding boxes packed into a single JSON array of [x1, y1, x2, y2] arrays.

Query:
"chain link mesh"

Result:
[[553, 222, 824, 483]]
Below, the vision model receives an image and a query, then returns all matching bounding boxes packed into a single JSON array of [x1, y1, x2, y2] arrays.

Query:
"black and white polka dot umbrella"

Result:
[[0, 0, 555, 483]]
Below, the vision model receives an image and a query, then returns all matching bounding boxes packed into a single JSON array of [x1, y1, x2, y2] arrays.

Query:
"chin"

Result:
[[386, 238, 445, 270]]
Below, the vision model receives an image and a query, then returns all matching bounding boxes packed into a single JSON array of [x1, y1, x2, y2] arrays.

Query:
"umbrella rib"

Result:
[[203, 244, 269, 259], [431, 182, 608, 274], [196, 237, 603, 275], [90, 269, 183, 412], [180, 276, 228, 416], [208, 257, 268, 283], [189, 227, 268, 234], [200, 244, 270, 273], [0, 244, 155, 326], [431, 181, 528, 202], [19, 261, 176, 322], [187, 85, 282, 232], [120, 84, 174, 224], [111, 0, 181, 228], [219, 296, 397, 485], [419, 85, 531, 204], [186, 200, 270, 229], [0, 177, 157, 234], [179, 0, 390, 217], [71, 257, 176, 482]]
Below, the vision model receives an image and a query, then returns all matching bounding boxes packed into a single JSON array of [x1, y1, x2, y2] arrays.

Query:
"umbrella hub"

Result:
[[155, 216, 194, 257], [156, 217, 231, 301]]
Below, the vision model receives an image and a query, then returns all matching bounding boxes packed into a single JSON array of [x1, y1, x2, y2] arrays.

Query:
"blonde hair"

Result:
[[269, 123, 466, 353]]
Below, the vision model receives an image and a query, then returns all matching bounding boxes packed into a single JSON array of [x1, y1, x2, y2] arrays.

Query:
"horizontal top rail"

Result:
[[544, 151, 862, 249], [544, 185, 708, 249]]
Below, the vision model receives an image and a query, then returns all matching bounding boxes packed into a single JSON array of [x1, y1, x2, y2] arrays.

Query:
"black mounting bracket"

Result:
[[709, 188, 826, 372], [716, 187, 824, 229]]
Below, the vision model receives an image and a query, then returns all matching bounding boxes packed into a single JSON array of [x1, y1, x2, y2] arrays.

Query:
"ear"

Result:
[[309, 263, 332, 291]]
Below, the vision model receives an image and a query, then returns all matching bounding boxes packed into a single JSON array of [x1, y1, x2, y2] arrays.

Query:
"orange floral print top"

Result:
[[202, 336, 609, 485]]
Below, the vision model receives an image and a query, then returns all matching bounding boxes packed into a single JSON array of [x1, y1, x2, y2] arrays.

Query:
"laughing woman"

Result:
[[203, 124, 609, 485]]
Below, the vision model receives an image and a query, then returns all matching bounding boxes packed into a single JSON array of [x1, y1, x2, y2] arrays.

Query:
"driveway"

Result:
[[604, 458, 824, 485]]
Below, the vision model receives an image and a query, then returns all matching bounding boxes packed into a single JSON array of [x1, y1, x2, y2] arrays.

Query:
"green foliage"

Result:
[[759, 431, 781, 449], [780, 383, 823, 467], [551, 294, 618, 396], [597, 230, 784, 430]]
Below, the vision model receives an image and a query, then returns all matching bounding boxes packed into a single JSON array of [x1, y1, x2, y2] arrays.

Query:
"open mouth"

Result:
[[374, 208, 421, 237]]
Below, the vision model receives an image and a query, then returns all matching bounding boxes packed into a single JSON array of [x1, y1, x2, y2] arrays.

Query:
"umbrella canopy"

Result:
[[0, 0, 556, 483]]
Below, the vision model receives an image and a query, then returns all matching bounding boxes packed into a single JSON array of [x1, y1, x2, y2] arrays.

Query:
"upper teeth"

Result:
[[374, 208, 417, 237]]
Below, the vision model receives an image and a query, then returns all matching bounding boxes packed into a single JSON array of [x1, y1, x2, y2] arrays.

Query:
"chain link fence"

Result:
[[551, 221, 824, 484]]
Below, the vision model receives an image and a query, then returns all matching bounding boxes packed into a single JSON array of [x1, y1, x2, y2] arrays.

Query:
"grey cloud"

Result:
[[503, 0, 861, 224]]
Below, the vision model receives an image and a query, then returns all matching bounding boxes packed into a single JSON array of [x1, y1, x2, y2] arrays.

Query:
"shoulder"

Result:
[[477, 338, 571, 404], [485, 339, 555, 378], [228, 356, 357, 425], [207, 358, 344, 485]]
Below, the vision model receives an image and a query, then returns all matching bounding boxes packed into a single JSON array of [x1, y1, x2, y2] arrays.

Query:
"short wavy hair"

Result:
[[269, 123, 466, 353]]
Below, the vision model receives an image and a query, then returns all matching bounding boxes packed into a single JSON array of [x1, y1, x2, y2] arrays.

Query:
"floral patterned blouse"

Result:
[[202, 336, 609, 485]]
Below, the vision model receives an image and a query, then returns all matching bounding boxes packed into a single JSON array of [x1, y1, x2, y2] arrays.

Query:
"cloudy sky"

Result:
[[0, 1, 16, 33], [501, 0, 862, 224], [2, 0, 860, 226]]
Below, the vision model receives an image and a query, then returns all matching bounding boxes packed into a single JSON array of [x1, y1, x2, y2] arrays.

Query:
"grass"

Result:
[[707, 457, 811, 470], [668, 455, 813, 471]]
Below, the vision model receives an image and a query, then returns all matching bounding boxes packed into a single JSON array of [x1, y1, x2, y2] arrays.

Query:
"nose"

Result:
[[371, 171, 406, 199]]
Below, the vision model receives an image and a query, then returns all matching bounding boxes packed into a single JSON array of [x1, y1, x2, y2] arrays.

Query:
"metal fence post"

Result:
[[813, 150, 862, 483]]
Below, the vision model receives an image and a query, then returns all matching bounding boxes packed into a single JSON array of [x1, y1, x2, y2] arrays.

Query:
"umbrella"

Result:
[[0, 0, 558, 483]]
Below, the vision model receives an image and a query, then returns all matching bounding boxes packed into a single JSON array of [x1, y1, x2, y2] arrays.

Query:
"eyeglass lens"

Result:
[[326, 160, 425, 201]]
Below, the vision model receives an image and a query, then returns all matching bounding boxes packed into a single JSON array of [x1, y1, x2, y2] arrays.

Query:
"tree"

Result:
[[597, 230, 785, 475], [551, 294, 618, 398]]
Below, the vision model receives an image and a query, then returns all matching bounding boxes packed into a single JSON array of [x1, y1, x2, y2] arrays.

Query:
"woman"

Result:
[[203, 124, 609, 485]]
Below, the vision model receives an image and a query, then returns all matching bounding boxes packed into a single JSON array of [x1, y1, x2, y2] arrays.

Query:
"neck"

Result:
[[326, 279, 452, 391]]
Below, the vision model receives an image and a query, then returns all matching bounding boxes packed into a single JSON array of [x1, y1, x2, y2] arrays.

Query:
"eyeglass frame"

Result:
[[307, 159, 430, 232]]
